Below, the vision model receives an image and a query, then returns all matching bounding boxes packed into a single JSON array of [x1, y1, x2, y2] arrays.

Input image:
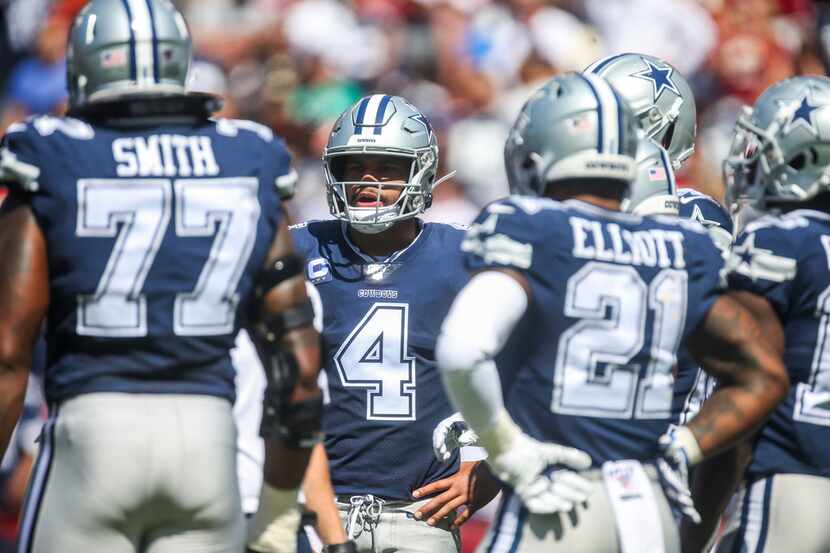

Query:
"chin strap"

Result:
[[431, 170, 457, 192]]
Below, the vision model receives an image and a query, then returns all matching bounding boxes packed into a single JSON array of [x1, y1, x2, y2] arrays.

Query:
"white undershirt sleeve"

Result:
[[435, 270, 528, 438]]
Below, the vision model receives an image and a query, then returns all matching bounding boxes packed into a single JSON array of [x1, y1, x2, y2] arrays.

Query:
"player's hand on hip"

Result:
[[433, 413, 480, 462], [656, 426, 702, 524], [411, 460, 501, 528], [492, 434, 594, 514]]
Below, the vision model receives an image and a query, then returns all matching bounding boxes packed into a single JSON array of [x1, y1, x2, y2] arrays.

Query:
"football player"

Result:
[[0, 1, 322, 552], [623, 137, 680, 217], [435, 73, 788, 552], [584, 52, 734, 239], [585, 54, 738, 428], [584, 52, 734, 248], [292, 94, 502, 553], [691, 75, 830, 553]]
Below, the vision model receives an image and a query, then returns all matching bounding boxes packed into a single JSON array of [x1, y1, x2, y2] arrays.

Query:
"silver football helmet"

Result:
[[323, 95, 450, 234], [623, 138, 679, 215], [585, 53, 696, 169], [67, 0, 192, 110], [724, 75, 830, 211], [504, 73, 639, 197]]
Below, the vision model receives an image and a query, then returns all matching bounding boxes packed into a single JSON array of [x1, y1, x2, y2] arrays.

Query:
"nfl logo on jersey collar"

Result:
[[363, 263, 402, 281]]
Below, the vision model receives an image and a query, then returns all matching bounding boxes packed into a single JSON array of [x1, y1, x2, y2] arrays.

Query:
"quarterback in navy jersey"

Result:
[[436, 73, 787, 553], [297, 94, 500, 553], [691, 75, 830, 553], [0, 1, 322, 552]]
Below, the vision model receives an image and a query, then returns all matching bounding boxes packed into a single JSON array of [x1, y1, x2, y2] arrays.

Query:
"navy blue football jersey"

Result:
[[673, 188, 734, 423], [729, 210, 830, 478], [292, 220, 466, 500], [2, 115, 290, 403], [462, 197, 725, 465], [677, 188, 734, 247]]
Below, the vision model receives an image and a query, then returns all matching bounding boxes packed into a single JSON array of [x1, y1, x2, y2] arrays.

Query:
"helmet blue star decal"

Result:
[[408, 113, 434, 141], [631, 59, 681, 100], [781, 92, 823, 136]]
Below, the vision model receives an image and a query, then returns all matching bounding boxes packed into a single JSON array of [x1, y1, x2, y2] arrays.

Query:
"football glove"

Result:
[[433, 412, 481, 462], [656, 424, 703, 524], [481, 410, 593, 514]]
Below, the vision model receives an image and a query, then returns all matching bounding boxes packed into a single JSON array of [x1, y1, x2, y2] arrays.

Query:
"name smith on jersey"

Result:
[[112, 134, 220, 178]]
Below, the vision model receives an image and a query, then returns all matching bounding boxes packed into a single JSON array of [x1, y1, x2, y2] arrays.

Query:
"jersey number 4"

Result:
[[75, 178, 260, 337], [553, 262, 687, 419], [334, 303, 416, 421]]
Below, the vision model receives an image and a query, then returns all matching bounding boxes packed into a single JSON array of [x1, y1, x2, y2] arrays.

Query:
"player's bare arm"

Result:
[[0, 194, 47, 458], [302, 444, 348, 546], [682, 290, 783, 553], [248, 217, 323, 552], [257, 217, 322, 486], [412, 460, 502, 528], [685, 292, 788, 457]]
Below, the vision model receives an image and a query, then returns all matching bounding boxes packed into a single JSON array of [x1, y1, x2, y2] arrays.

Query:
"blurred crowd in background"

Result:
[[1, 0, 829, 224], [0, 0, 829, 549]]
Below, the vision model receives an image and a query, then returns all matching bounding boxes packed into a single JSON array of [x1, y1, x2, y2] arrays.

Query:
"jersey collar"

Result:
[[339, 219, 429, 265], [564, 199, 643, 223]]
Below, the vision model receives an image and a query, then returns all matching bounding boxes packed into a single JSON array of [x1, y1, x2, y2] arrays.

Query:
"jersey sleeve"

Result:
[[266, 135, 297, 200], [678, 189, 734, 251], [289, 223, 314, 261], [684, 228, 727, 334], [251, 128, 293, 232], [226, 118, 296, 200], [461, 199, 540, 276], [0, 123, 43, 195], [727, 226, 797, 316]]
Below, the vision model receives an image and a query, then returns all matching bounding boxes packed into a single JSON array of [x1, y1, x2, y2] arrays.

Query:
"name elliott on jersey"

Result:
[[570, 216, 687, 269]]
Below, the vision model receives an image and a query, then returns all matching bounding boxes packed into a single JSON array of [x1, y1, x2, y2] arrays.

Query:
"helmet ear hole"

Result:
[[788, 153, 806, 170], [661, 120, 676, 151]]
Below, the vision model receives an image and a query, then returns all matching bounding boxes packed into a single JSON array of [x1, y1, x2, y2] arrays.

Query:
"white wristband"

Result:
[[676, 425, 703, 466]]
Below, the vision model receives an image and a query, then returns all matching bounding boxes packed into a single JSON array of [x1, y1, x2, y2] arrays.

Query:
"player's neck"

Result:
[[550, 193, 622, 212], [347, 219, 420, 258]]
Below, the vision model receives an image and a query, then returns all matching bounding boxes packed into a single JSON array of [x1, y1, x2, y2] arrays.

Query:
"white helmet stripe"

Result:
[[125, 0, 155, 85], [584, 52, 630, 75], [581, 73, 621, 154], [358, 94, 386, 134]]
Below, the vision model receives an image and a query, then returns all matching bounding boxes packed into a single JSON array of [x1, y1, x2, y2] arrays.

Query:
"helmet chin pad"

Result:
[[344, 205, 401, 234]]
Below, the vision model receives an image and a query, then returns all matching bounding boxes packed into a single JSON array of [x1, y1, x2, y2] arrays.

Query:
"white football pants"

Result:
[[476, 468, 679, 553], [337, 495, 460, 553], [715, 473, 830, 553], [17, 393, 244, 553]]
